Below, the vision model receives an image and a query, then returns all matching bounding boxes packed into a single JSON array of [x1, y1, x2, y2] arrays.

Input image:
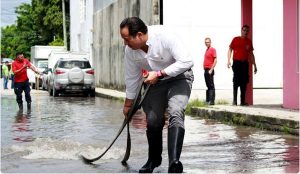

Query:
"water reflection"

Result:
[[12, 111, 34, 142], [1, 93, 298, 173], [284, 138, 299, 173]]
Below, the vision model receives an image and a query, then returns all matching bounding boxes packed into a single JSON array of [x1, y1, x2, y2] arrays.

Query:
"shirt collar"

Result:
[[146, 27, 154, 47]]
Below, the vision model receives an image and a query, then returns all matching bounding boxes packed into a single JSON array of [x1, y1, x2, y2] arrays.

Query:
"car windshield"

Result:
[[38, 61, 48, 68], [58, 60, 91, 69]]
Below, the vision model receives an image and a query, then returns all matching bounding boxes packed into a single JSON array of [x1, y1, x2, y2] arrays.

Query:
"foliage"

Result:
[[185, 99, 207, 115], [1, 0, 70, 59], [49, 36, 64, 46]]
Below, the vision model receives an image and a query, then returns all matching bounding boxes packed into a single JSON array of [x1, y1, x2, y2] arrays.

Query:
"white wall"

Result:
[[163, 0, 241, 90], [163, 0, 283, 89], [253, 0, 283, 88], [70, 0, 94, 66]]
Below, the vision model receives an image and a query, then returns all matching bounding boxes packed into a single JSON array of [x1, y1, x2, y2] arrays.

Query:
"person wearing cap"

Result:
[[12, 52, 41, 111], [2, 61, 9, 89], [120, 17, 194, 173]]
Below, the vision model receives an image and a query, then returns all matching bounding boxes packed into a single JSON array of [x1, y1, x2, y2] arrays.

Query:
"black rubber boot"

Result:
[[139, 130, 162, 173], [168, 127, 185, 173], [208, 90, 215, 105], [18, 103, 23, 111], [27, 102, 31, 111]]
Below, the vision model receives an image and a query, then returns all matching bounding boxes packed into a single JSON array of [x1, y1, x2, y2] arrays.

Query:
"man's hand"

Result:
[[209, 69, 213, 74], [254, 65, 258, 74], [123, 99, 134, 119], [227, 61, 231, 68], [144, 71, 159, 85]]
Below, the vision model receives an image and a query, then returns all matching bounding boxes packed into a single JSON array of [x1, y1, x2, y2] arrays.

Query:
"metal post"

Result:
[[62, 0, 67, 48]]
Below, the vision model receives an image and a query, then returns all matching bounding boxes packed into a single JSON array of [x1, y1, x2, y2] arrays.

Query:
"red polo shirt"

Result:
[[203, 47, 217, 69], [229, 36, 253, 61], [12, 58, 31, 83]]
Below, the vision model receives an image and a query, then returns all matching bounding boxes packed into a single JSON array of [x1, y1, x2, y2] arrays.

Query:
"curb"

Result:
[[191, 107, 299, 136]]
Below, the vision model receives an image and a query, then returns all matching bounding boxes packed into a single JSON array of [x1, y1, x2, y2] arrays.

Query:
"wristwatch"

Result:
[[156, 70, 164, 79]]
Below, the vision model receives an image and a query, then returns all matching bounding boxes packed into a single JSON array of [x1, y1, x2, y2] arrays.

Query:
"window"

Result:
[[58, 60, 91, 69]]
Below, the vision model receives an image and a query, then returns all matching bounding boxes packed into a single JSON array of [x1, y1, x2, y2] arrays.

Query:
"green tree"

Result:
[[1, 0, 69, 60]]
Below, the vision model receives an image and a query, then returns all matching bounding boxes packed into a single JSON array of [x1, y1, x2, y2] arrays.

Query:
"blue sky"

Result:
[[1, 0, 31, 27]]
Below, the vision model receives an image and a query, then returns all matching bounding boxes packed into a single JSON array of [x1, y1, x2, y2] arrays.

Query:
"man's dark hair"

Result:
[[242, 25, 250, 29], [120, 17, 148, 37], [16, 52, 24, 57]]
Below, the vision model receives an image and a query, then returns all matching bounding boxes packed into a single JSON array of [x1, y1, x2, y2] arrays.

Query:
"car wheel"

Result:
[[90, 89, 95, 97], [53, 86, 59, 97], [42, 84, 46, 90], [32, 83, 35, 89], [48, 85, 53, 96]]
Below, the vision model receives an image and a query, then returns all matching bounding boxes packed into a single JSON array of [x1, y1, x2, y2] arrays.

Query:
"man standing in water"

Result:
[[120, 17, 194, 173], [12, 52, 41, 112]]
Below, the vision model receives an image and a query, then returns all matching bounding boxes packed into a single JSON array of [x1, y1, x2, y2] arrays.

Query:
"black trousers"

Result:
[[204, 69, 215, 90], [232, 60, 249, 104], [14, 80, 31, 104]]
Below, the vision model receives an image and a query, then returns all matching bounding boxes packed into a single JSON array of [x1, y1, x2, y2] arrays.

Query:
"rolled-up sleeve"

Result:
[[124, 49, 142, 99], [162, 34, 194, 77]]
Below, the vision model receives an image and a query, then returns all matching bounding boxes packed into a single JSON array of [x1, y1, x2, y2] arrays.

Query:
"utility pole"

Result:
[[62, 0, 67, 49]]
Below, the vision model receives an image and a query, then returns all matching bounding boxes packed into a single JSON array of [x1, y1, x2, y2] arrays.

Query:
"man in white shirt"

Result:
[[120, 17, 194, 173]]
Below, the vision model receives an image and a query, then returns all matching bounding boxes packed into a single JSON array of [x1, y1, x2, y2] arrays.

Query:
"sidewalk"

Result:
[[95, 87, 299, 136]]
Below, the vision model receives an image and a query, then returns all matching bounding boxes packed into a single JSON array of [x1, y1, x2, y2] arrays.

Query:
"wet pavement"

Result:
[[1, 89, 299, 173]]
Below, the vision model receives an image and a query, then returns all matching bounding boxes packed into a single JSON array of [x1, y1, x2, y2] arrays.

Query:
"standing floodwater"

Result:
[[1, 91, 299, 173]]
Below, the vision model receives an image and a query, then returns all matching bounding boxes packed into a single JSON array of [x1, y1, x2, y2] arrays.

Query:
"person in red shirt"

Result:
[[12, 52, 41, 111], [227, 25, 257, 106], [203, 37, 217, 105]]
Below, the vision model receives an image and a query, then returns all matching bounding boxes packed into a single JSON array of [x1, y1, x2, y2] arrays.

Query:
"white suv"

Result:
[[48, 58, 95, 97]]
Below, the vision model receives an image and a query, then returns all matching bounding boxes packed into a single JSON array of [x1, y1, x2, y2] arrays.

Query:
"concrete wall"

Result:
[[93, 0, 160, 90], [283, 0, 299, 109]]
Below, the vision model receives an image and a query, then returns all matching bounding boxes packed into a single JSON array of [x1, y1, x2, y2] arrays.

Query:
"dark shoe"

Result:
[[240, 102, 248, 106], [139, 130, 162, 173], [169, 160, 183, 173], [139, 159, 162, 173], [18, 103, 23, 111], [168, 127, 185, 173]]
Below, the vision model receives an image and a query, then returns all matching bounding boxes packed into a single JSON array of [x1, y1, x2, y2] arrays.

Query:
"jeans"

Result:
[[3, 76, 8, 89], [10, 74, 14, 89], [14, 80, 31, 104]]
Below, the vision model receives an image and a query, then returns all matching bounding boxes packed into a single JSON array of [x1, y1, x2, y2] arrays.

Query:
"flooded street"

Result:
[[1, 91, 299, 173]]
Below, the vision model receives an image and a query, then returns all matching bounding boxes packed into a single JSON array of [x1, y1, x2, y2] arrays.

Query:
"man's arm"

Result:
[[12, 63, 27, 75], [29, 63, 41, 74], [209, 57, 217, 74], [227, 48, 232, 68], [249, 51, 257, 74], [123, 98, 134, 118]]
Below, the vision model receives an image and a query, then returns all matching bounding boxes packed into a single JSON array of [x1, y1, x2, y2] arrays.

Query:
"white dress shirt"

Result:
[[124, 25, 194, 99]]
